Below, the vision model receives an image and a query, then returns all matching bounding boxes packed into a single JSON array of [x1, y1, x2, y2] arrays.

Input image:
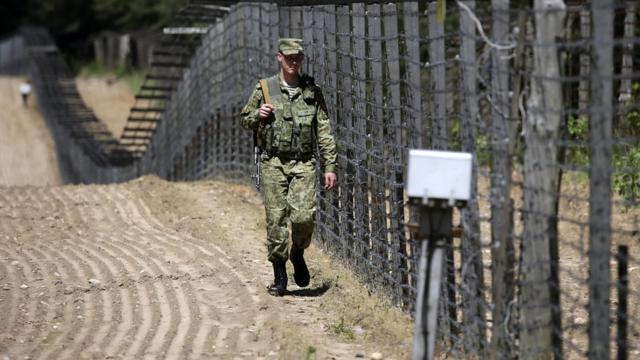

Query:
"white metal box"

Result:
[[406, 150, 473, 202]]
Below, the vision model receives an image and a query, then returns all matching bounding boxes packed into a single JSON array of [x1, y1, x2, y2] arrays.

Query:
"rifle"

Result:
[[253, 129, 261, 190], [253, 79, 271, 191]]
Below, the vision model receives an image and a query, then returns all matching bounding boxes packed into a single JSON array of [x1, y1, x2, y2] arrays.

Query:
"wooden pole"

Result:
[[579, 9, 590, 113], [618, 2, 636, 103], [459, 0, 486, 355], [521, 1, 566, 358], [489, 0, 515, 358], [589, 1, 613, 359]]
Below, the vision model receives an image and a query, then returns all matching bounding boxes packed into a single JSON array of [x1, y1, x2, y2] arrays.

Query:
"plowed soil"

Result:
[[0, 76, 413, 359], [0, 178, 410, 359]]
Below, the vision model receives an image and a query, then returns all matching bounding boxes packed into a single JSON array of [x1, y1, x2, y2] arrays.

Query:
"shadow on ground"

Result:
[[286, 281, 331, 297]]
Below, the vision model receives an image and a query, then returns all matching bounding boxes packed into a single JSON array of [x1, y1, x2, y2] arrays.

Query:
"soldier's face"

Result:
[[277, 52, 304, 75]]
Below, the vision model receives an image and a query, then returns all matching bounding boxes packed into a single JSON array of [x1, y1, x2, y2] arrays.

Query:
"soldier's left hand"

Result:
[[323, 172, 337, 190]]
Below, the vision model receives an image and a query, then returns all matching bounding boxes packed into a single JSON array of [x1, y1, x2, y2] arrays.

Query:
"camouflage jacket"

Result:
[[240, 74, 337, 173]]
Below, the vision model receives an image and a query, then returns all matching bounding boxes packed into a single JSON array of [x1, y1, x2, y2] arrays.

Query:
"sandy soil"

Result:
[[0, 76, 62, 186], [0, 177, 412, 359], [75, 77, 134, 139]]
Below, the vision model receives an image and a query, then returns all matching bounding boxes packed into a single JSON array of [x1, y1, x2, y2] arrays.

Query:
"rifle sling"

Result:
[[259, 79, 270, 104]]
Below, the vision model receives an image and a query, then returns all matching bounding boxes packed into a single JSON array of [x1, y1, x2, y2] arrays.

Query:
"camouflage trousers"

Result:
[[261, 154, 316, 263]]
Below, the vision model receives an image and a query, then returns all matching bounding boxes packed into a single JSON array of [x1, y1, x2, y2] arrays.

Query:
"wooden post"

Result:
[[618, 2, 636, 103], [404, 1, 422, 149], [324, 5, 341, 251], [428, 1, 456, 342], [579, 9, 590, 113], [302, 6, 314, 76], [312, 5, 327, 244], [429, 2, 448, 150], [404, 0, 422, 299], [489, 0, 515, 358], [383, 3, 407, 305], [521, 1, 566, 358], [589, 1, 613, 359], [366, 3, 389, 289], [336, 5, 353, 260], [352, 3, 370, 276], [278, 6, 290, 38], [459, 0, 486, 355], [289, 6, 302, 39], [269, 3, 279, 71]]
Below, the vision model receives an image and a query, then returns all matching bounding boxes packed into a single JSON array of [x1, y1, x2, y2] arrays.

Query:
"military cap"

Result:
[[278, 38, 304, 55]]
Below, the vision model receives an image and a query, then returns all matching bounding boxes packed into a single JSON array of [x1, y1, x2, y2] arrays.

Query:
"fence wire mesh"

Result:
[[5, 1, 639, 359]]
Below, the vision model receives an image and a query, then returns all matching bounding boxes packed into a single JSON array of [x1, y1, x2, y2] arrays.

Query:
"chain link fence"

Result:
[[5, 1, 639, 358]]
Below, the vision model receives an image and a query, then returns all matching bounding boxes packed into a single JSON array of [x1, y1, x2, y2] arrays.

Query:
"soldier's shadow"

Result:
[[286, 281, 331, 297]]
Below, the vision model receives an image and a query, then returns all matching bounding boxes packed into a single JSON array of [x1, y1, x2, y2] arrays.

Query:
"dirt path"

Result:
[[75, 77, 134, 139], [0, 76, 62, 186], [0, 177, 411, 359]]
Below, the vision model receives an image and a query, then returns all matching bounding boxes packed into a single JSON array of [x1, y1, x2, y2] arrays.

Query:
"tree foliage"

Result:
[[93, 0, 187, 30], [0, 0, 186, 42]]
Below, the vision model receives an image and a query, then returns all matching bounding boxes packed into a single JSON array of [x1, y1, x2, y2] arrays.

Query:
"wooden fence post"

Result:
[[404, 1, 422, 150], [489, 0, 516, 358], [589, 1, 613, 359], [618, 2, 636, 103], [521, 1, 566, 358], [579, 9, 590, 112], [337, 4, 354, 263], [366, 3, 389, 289], [403, 0, 422, 303], [383, 2, 408, 306], [302, 6, 314, 76], [312, 5, 327, 245], [428, 1, 457, 343], [459, 0, 487, 355], [352, 3, 370, 276], [324, 5, 341, 253]]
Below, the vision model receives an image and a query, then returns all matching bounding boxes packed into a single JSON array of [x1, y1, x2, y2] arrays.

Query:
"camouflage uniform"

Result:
[[240, 73, 337, 263]]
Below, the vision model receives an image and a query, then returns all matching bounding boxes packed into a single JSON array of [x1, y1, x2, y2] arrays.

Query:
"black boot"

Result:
[[268, 261, 287, 296], [290, 246, 310, 287]]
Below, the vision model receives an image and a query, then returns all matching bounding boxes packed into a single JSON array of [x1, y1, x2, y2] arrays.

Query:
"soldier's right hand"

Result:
[[258, 104, 275, 119]]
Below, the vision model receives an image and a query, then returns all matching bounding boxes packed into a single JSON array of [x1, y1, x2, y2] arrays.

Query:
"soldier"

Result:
[[19, 79, 32, 107], [240, 38, 337, 296]]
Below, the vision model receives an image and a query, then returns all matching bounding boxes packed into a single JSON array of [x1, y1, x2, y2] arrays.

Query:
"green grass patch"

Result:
[[78, 60, 147, 94], [329, 317, 356, 341], [304, 345, 317, 360]]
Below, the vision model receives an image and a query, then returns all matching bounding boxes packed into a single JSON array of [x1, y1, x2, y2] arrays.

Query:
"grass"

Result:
[[329, 317, 356, 341], [304, 345, 317, 360], [78, 60, 147, 94], [308, 245, 414, 358]]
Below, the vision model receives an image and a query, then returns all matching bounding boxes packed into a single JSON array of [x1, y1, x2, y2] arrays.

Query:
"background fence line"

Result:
[[4, 1, 639, 358]]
